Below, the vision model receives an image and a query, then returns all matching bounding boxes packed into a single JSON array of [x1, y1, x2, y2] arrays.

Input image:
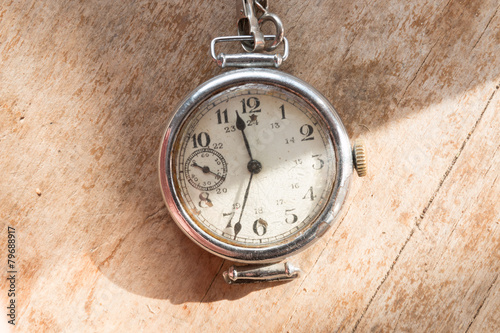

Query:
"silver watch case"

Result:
[[159, 68, 353, 264]]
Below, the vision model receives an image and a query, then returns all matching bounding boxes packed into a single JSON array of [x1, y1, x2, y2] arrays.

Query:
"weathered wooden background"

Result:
[[1, 0, 499, 332]]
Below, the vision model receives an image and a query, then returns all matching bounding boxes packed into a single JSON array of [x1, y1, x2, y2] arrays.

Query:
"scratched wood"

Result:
[[0, 0, 499, 332]]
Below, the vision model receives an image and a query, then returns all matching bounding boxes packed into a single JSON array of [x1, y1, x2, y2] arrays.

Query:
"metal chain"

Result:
[[236, 0, 284, 53]]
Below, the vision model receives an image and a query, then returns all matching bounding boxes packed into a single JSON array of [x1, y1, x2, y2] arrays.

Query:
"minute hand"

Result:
[[235, 111, 253, 160], [233, 172, 253, 239]]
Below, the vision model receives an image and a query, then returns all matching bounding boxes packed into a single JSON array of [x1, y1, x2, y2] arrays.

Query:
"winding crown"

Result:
[[353, 140, 367, 177]]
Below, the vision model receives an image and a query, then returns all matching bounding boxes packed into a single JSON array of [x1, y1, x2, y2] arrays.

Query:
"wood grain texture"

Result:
[[0, 0, 498, 332]]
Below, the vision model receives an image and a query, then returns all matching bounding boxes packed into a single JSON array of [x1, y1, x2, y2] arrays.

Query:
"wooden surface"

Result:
[[1, 0, 499, 332]]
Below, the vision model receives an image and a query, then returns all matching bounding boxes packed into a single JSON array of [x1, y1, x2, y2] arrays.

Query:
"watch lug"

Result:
[[223, 261, 301, 284]]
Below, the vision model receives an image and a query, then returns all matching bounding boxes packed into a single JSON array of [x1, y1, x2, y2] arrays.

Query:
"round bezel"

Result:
[[159, 68, 352, 263]]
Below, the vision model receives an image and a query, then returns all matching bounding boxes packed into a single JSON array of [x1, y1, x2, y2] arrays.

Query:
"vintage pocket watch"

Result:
[[159, 0, 366, 284]]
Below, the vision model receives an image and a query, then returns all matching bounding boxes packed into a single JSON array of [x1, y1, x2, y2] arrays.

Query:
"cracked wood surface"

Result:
[[0, 0, 499, 332]]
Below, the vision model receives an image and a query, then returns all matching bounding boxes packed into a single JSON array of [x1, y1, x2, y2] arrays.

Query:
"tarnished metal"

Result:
[[158, 68, 353, 264], [158, 1, 364, 285], [237, 0, 266, 52], [211, 35, 289, 68], [223, 262, 301, 284], [237, 0, 284, 52]]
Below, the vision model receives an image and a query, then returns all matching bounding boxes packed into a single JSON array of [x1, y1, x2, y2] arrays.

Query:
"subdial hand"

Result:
[[235, 111, 253, 160], [191, 162, 225, 180]]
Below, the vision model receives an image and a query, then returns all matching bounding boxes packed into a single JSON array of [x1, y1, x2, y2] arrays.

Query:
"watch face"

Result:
[[160, 69, 352, 262], [172, 83, 335, 246]]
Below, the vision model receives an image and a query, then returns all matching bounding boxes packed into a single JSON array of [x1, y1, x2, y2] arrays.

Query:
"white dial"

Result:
[[172, 83, 336, 247]]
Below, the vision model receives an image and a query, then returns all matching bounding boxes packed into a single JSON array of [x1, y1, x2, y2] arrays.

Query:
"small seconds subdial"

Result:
[[185, 148, 228, 191]]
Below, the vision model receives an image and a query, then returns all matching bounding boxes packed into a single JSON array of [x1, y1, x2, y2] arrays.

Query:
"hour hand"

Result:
[[235, 111, 253, 160]]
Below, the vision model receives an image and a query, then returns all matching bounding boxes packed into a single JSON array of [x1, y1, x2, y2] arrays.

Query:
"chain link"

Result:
[[236, 0, 284, 53]]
